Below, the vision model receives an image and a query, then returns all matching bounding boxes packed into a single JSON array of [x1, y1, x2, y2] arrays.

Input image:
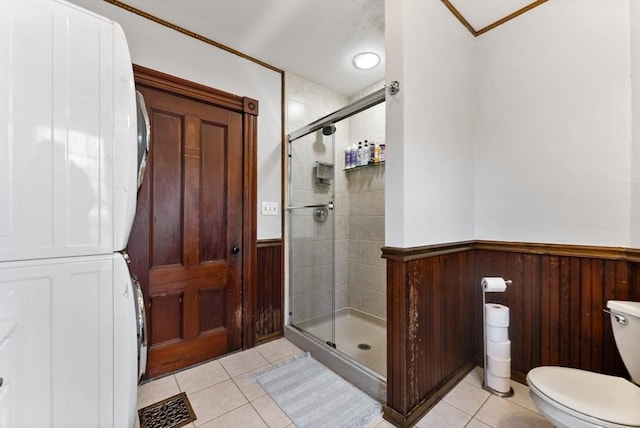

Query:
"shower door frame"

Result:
[[286, 132, 337, 349], [285, 88, 386, 339]]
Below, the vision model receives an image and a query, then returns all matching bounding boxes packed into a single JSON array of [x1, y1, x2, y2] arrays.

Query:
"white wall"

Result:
[[70, 0, 283, 240], [386, 0, 637, 249], [630, 0, 640, 247], [385, 0, 476, 248], [475, 1, 633, 247]]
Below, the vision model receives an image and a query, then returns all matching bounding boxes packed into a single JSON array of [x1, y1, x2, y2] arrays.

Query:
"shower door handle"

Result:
[[287, 203, 328, 210], [287, 202, 333, 211]]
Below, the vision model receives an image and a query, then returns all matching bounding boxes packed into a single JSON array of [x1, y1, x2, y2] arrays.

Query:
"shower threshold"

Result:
[[285, 307, 387, 403]]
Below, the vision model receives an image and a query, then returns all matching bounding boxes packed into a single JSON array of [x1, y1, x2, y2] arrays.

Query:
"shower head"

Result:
[[322, 124, 336, 136]]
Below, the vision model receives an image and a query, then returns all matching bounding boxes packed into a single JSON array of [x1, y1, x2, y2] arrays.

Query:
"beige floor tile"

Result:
[[465, 418, 491, 428], [475, 396, 552, 428], [189, 379, 248, 426], [256, 338, 304, 363], [175, 359, 230, 394], [462, 366, 484, 388], [232, 364, 271, 401], [198, 403, 268, 428], [271, 354, 305, 367], [443, 380, 490, 416], [505, 380, 541, 415], [414, 401, 472, 428], [219, 348, 270, 377], [374, 418, 396, 428], [251, 394, 292, 428], [137, 375, 180, 410]]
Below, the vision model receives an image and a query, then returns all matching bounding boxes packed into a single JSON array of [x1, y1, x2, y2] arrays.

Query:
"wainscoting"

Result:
[[382, 241, 640, 427], [256, 239, 284, 343]]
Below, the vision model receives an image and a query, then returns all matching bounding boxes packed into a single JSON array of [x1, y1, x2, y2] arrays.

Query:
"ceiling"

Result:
[[117, 0, 544, 97]]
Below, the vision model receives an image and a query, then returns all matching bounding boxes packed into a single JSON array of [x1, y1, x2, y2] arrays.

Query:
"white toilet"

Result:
[[527, 300, 640, 428]]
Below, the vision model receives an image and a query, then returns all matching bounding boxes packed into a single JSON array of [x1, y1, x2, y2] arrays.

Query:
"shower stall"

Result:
[[284, 88, 387, 401]]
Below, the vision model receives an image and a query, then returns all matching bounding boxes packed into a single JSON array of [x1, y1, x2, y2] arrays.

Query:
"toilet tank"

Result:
[[607, 300, 640, 384]]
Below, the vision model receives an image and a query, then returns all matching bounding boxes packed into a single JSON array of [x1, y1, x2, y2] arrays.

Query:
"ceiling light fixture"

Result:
[[352, 52, 380, 70]]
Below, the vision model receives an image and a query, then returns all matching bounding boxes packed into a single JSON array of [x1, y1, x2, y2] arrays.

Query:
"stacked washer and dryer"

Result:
[[0, 1, 148, 427]]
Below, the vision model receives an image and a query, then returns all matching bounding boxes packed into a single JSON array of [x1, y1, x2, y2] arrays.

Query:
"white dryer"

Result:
[[0, 0, 146, 426]]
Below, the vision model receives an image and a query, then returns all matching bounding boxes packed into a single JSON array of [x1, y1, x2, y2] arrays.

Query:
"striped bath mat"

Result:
[[254, 353, 381, 428]]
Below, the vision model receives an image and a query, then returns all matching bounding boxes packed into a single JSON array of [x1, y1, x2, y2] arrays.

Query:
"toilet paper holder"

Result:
[[482, 277, 514, 398]]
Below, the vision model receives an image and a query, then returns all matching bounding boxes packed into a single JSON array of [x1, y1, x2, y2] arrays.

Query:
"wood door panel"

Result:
[[200, 122, 226, 263], [149, 264, 230, 292], [129, 84, 244, 378], [150, 293, 183, 344], [200, 287, 227, 332], [151, 111, 184, 267], [147, 330, 229, 376]]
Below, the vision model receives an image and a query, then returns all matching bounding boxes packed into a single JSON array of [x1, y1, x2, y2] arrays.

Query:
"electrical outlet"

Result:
[[261, 201, 278, 216]]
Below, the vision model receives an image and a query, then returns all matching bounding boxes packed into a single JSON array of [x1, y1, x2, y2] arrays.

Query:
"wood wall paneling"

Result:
[[474, 249, 633, 383], [256, 239, 284, 343], [384, 248, 476, 426], [383, 241, 640, 427]]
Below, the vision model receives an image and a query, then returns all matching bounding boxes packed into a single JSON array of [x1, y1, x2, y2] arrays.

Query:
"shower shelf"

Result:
[[343, 161, 385, 172]]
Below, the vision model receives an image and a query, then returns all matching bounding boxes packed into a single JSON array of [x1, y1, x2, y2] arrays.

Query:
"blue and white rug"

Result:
[[253, 353, 381, 428]]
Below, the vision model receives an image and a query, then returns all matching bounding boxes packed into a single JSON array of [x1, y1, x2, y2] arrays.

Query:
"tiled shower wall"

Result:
[[339, 83, 386, 320], [286, 73, 386, 323]]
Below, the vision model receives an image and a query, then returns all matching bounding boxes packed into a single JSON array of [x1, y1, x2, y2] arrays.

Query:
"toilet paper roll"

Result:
[[487, 355, 511, 377], [485, 304, 510, 327], [486, 325, 508, 342], [481, 277, 507, 292], [486, 372, 511, 393], [487, 339, 511, 359]]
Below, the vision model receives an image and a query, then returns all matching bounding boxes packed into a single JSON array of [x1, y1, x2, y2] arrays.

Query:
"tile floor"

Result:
[[137, 338, 551, 427]]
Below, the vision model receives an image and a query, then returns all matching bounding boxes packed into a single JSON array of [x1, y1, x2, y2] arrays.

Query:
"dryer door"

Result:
[[131, 273, 147, 381], [135, 90, 150, 190]]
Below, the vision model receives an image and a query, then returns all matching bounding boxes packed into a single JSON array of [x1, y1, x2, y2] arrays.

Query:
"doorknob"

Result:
[[231, 246, 240, 255]]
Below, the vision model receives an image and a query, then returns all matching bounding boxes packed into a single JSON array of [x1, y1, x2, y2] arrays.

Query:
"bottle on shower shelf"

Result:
[[362, 141, 370, 166], [357, 141, 363, 166], [344, 147, 350, 169], [374, 142, 380, 163], [350, 143, 357, 168]]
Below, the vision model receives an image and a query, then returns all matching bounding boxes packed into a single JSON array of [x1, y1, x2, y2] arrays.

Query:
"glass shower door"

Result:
[[288, 133, 335, 348]]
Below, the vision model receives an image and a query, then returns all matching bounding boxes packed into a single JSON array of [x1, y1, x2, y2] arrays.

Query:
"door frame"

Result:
[[133, 64, 258, 350]]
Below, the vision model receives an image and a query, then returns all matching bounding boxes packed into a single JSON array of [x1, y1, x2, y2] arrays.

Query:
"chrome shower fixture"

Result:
[[322, 124, 336, 136]]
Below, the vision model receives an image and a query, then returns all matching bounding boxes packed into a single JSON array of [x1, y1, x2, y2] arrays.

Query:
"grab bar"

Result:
[[287, 201, 333, 210], [602, 308, 627, 325]]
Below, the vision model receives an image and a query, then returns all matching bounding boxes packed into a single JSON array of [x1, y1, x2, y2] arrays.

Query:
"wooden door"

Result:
[[127, 73, 255, 378]]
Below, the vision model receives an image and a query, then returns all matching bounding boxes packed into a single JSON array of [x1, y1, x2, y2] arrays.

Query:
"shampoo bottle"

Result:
[[350, 143, 357, 168], [362, 141, 370, 166]]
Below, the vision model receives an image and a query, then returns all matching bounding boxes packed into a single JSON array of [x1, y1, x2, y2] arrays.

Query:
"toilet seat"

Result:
[[527, 366, 640, 427]]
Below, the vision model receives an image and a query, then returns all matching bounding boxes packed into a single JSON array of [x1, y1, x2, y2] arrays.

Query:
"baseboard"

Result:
[[255, 331, 283, 345], [383, 363, 474, 427]]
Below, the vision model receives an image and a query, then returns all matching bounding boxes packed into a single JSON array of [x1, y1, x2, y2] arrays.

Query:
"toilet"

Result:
[[527, 300, 640, 428]]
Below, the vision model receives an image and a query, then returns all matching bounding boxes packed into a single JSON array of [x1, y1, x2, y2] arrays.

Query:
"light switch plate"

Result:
[[261, 201, 278, 216]]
